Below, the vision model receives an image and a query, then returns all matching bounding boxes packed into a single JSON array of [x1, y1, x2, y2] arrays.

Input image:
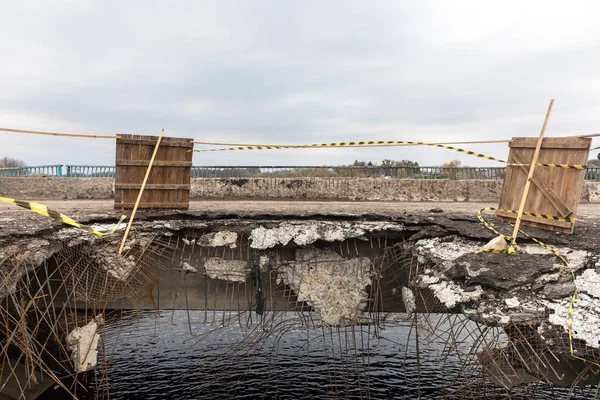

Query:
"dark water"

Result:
[[56, 311, 597, 400]]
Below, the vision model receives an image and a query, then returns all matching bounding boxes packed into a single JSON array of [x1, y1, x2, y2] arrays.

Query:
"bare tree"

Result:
[[0, 157, 26, 168]]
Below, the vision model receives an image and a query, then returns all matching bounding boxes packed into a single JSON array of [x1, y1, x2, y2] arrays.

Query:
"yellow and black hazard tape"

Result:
[[496, 208, 576, 224], [476, 207, 511, 242], [191, 141, 588, 169], [525, 163, 586, 170], [191, 140, 510, 164], [476, 207, 580, 358], [0, 197, 126, 237]]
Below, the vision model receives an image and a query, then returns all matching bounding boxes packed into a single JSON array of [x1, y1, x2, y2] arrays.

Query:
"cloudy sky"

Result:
[[1, 1, 600, 167]]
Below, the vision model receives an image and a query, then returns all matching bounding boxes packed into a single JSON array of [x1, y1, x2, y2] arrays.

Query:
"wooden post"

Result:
[[508, 100, 554, 253], [118, 129, 164, 255]]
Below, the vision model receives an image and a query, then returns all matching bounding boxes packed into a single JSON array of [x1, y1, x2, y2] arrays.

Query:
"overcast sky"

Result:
[[1, 1, 600, 167]]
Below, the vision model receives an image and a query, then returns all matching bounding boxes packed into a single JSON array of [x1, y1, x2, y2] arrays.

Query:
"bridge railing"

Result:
[[64, 165, 115, 177], [192, 166, 600, 180], [190, 166, 508, 179], [1, 165, 600, 180], [586, 168, 600, 181], [0, 165, 64, 177]]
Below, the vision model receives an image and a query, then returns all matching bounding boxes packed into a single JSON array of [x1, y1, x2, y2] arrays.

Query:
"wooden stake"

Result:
[[508, 100, 554, 253], [118, 129, 164, 255]]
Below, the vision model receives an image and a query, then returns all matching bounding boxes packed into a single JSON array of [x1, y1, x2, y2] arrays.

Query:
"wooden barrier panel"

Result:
[[497, 137, 591, 233], [114, 134, 193, 209]]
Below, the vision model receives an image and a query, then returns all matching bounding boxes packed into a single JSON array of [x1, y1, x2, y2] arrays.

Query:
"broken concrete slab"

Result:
[[447, 253, 558, 291], [204, 258, 248, 283], [196, 231, 238, 248], [276, 248, 372, 326], [66, 315, 103, 373], [250, 221, 404, 250]]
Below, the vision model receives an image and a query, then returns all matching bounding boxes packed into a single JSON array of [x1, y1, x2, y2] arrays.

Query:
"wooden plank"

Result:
[[495, 210, 573, 229], [510, 150, 572, 217], [497, 212, 573, 234], [115, 183, 191, 190], [116, 138, 193, 147], [509, 137, 591, 149], [115, 160, 192, 167]]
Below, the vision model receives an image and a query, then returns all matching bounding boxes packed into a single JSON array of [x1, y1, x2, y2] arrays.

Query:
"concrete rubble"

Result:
[[412, 235, 600, 350], [196, 231, 238, 248], [66, 315, 103, 373], [250, 221, 403, 250], [204, 257, 248, 283], [276, 248, 372, 326], [0, 239, 58, 298], [482, 235, 507, 252], [401, 286, 416, 316]]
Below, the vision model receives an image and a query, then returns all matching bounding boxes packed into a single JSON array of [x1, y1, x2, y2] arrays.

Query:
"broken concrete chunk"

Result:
[[66, 315, 102, 373], [401, 286, 416, 316], [543, 283, 575, 299], [204, 257, 247, 282], [182, 262, 197, 273], [544, 292, 600, 349], [449, 253, 556, 291], [481, 235, 507, 252], [97, 253, 137, 282], [534, 272, 560, 285], [196, 231, 238, 248], [505, 297, 520, 309], [250, 221, 403, 250], [426, 280, 483, 309], [576, 269, 600, 299], [521, 245, 590, 272], [276, 248, 372, 326], [415, 237, 480, 270]]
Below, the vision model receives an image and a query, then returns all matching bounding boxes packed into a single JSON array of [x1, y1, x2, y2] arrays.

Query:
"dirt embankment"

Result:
[[2, 176, 600, 203]]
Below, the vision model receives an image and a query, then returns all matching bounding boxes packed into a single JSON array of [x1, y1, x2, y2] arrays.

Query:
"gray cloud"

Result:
[[1, 1, 600, 167]]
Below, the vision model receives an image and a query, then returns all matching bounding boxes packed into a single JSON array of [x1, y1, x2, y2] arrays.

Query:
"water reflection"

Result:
[[64, 311, 596, 399]]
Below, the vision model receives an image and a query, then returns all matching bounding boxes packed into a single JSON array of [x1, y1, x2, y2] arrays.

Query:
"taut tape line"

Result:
[[0, 197, 126, 237], [190, 141, 587, 169], [191, 140, 509, 164]]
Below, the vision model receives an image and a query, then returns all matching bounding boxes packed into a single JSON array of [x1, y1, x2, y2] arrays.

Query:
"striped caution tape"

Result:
[[476, 207, 511, 242], [505, 162, 586, 169], [496, 209, 576, 224], [191, 141, 588, 169], [0, 197, 127, 237], [192, 140, 509, 163], [525, 163, 586, 170], [476, 207, 579, 358]]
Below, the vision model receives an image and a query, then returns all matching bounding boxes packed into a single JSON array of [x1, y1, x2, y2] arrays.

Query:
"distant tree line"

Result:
[[192, 159, 500, 179], [0, 157, 26, 168]]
